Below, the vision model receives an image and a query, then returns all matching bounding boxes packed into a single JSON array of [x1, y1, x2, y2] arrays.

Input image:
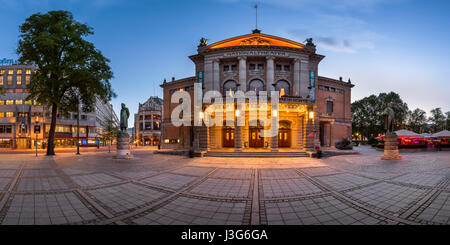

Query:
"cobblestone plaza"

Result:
[[0, 146, 449, 225]]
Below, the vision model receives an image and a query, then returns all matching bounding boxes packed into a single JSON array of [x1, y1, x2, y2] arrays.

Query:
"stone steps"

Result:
[[204, 151, 310, 158]]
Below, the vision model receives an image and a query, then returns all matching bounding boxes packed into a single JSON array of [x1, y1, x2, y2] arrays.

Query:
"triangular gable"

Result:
[[208, 33, 305, 49]]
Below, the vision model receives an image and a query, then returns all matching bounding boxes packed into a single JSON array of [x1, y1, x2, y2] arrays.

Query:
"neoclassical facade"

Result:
[[161, 31, 354, 153]]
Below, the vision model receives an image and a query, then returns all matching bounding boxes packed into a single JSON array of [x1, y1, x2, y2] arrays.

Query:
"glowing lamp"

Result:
[[199, 112, 204, 119], [308, 111, 314, 119], [35, 115, 39, 123], [272, 109, 278, 117], [235, 110, 240, 117]]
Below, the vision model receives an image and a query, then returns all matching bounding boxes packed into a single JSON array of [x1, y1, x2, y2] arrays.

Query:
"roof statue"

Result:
[[305, 38, 316, 48], [198, 37, 208, 47]]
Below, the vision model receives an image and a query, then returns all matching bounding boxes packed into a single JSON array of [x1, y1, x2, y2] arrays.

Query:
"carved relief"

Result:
[[240, 37, 272, 46]]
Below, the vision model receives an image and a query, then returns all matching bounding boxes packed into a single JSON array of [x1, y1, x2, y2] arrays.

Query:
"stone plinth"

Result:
[[381, 132, 402, 160], [115, 132, 133, 159]]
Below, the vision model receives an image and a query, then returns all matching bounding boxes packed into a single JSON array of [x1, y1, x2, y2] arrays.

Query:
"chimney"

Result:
[[339, 77, 342, 81], [172, 77, 175, 81]]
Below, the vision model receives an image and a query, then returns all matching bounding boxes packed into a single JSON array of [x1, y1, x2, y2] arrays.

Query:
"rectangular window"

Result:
[[0, 112, 4, 117], [257, 64, 264, 70], [8, 69, 13, 75], [15, 100, 23, 105], [25, 76, 30, 85], [231, 64, 237, 71], [330, 87, 335, 92], [6, 125, 12, 133], [81, 115, 87, 120], [0, 76, 3, 86], [223, 65, 229, 72], [16, 76, 22, 85], [284, 65, 290, 71], [34, 100, 41, 105], [276, 64, 282, 71], [0, 69, 4, 75], [326, 101, 334, 114], [17, 69, 22, 75], [7, 76, 12, 85], [18, 112, 29, 117], [0, 100, 4, 105], [6, 100, 13, 105], [6, 112, 13, 117], [26, 69, 31, 75], [249, 64, 256, 70], [25, 100, 32, 105]]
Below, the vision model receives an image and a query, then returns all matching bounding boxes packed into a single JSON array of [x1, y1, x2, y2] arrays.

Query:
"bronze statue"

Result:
[[120, 103, 130, 133], [305, 38, 316, 47], [383, 103, 395, 133], [199, 37, 208, 47]]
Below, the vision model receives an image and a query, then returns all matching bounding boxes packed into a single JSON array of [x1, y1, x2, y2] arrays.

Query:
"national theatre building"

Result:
[[161, 30, 354, 155]]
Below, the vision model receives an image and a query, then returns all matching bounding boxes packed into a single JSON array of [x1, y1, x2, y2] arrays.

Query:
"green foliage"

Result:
[[429, 108, 446, 132], [446, 111, 450, 130], [351, 92, 409, 140], [406, 108, 428, 133], [16, 10, 116, 155], [100, 116, 119, 143]]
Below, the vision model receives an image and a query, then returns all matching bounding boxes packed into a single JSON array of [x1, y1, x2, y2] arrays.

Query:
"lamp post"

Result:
[[76, 100, 80, 155], [35, 115, 39, 157]]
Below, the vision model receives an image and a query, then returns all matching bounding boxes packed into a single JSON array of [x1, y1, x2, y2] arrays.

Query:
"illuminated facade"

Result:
[[160, 31, 354, 153], [0, 64, 118, 149], [134, 96, 163, 146]]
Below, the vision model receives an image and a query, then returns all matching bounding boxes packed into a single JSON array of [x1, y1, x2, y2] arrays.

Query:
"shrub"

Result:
[[335, 138, 353, 150]]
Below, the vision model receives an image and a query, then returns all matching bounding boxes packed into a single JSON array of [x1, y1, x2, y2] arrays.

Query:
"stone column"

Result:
[[235, 125, 242, 152], [213, 59, 220, 91], [270, 132, 278, 152], [204, 59, 214, 91], [238, 56, 247, 92], [300, 60, 309, 98], [305, 113, 315, 152], [266, 56, 275, 92], [297, 116, 304, 150], [293, 59, 300, 96]]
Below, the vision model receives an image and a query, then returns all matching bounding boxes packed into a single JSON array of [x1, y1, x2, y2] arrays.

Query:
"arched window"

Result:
[[249, 79, 264, 95], [275, 80, 290, 97], [223, 80, 237, 97]]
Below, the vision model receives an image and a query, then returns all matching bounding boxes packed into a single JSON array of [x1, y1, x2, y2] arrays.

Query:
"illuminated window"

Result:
[[33, 100, 41, 105], [6, 100, 13, 105], [15, 88, 23, 93], [26, 69, 31, 75], [0, 69, 4, 75], [6, 112, 13, 117], [16, 76, 22, 85], [0, 112, 4, 117], [8, 69, 13, 75], [18, 112, 28, 117], [25, 100, 32, 105], [275, 80, 290, 97], [15, 100, 23, 105], [0, 100, 4, 105], [17, 69, 22, 75], [0, 76, 3, 86], [25, 76, 30, 85], [7, 76, 12, 85]]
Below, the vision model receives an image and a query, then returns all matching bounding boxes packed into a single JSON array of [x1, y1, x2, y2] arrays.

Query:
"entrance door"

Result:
[[249, 128, 264, 147], [222, 128, 235, 147], [278, 129, 291, 147]]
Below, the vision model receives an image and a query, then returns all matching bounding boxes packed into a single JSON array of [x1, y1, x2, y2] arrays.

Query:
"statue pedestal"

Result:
[[381, 132, 402, 160], [115, 132, 133, 159]]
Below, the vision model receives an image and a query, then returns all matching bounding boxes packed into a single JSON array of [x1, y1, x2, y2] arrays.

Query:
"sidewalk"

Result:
[[0, 145, 159, 154]]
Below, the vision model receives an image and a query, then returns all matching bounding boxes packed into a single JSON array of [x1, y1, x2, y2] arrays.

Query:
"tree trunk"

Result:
[[46, 103, 58, 156]]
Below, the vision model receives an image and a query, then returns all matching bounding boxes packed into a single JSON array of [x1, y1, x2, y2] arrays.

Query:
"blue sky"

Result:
[[1, 0, 449, 125]]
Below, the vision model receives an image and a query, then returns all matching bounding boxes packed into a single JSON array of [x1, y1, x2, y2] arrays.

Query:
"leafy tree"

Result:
[[100, 116, 119, 153], [446, 111, 450, 130], [406, 108, 427, 133], [351, 92, 408, 139], [429, 108, 446, 132], [17, 10, 116, 155]]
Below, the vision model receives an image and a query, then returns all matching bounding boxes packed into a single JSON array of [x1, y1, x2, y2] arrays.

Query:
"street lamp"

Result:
[[35, 115, 39, 157]]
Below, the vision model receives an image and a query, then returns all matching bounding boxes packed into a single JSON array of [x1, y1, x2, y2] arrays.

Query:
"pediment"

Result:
[[208, 33, 305, 49]]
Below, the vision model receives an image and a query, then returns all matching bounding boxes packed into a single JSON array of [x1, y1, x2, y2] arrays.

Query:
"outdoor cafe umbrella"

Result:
[[432, 130, 450, 138]]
